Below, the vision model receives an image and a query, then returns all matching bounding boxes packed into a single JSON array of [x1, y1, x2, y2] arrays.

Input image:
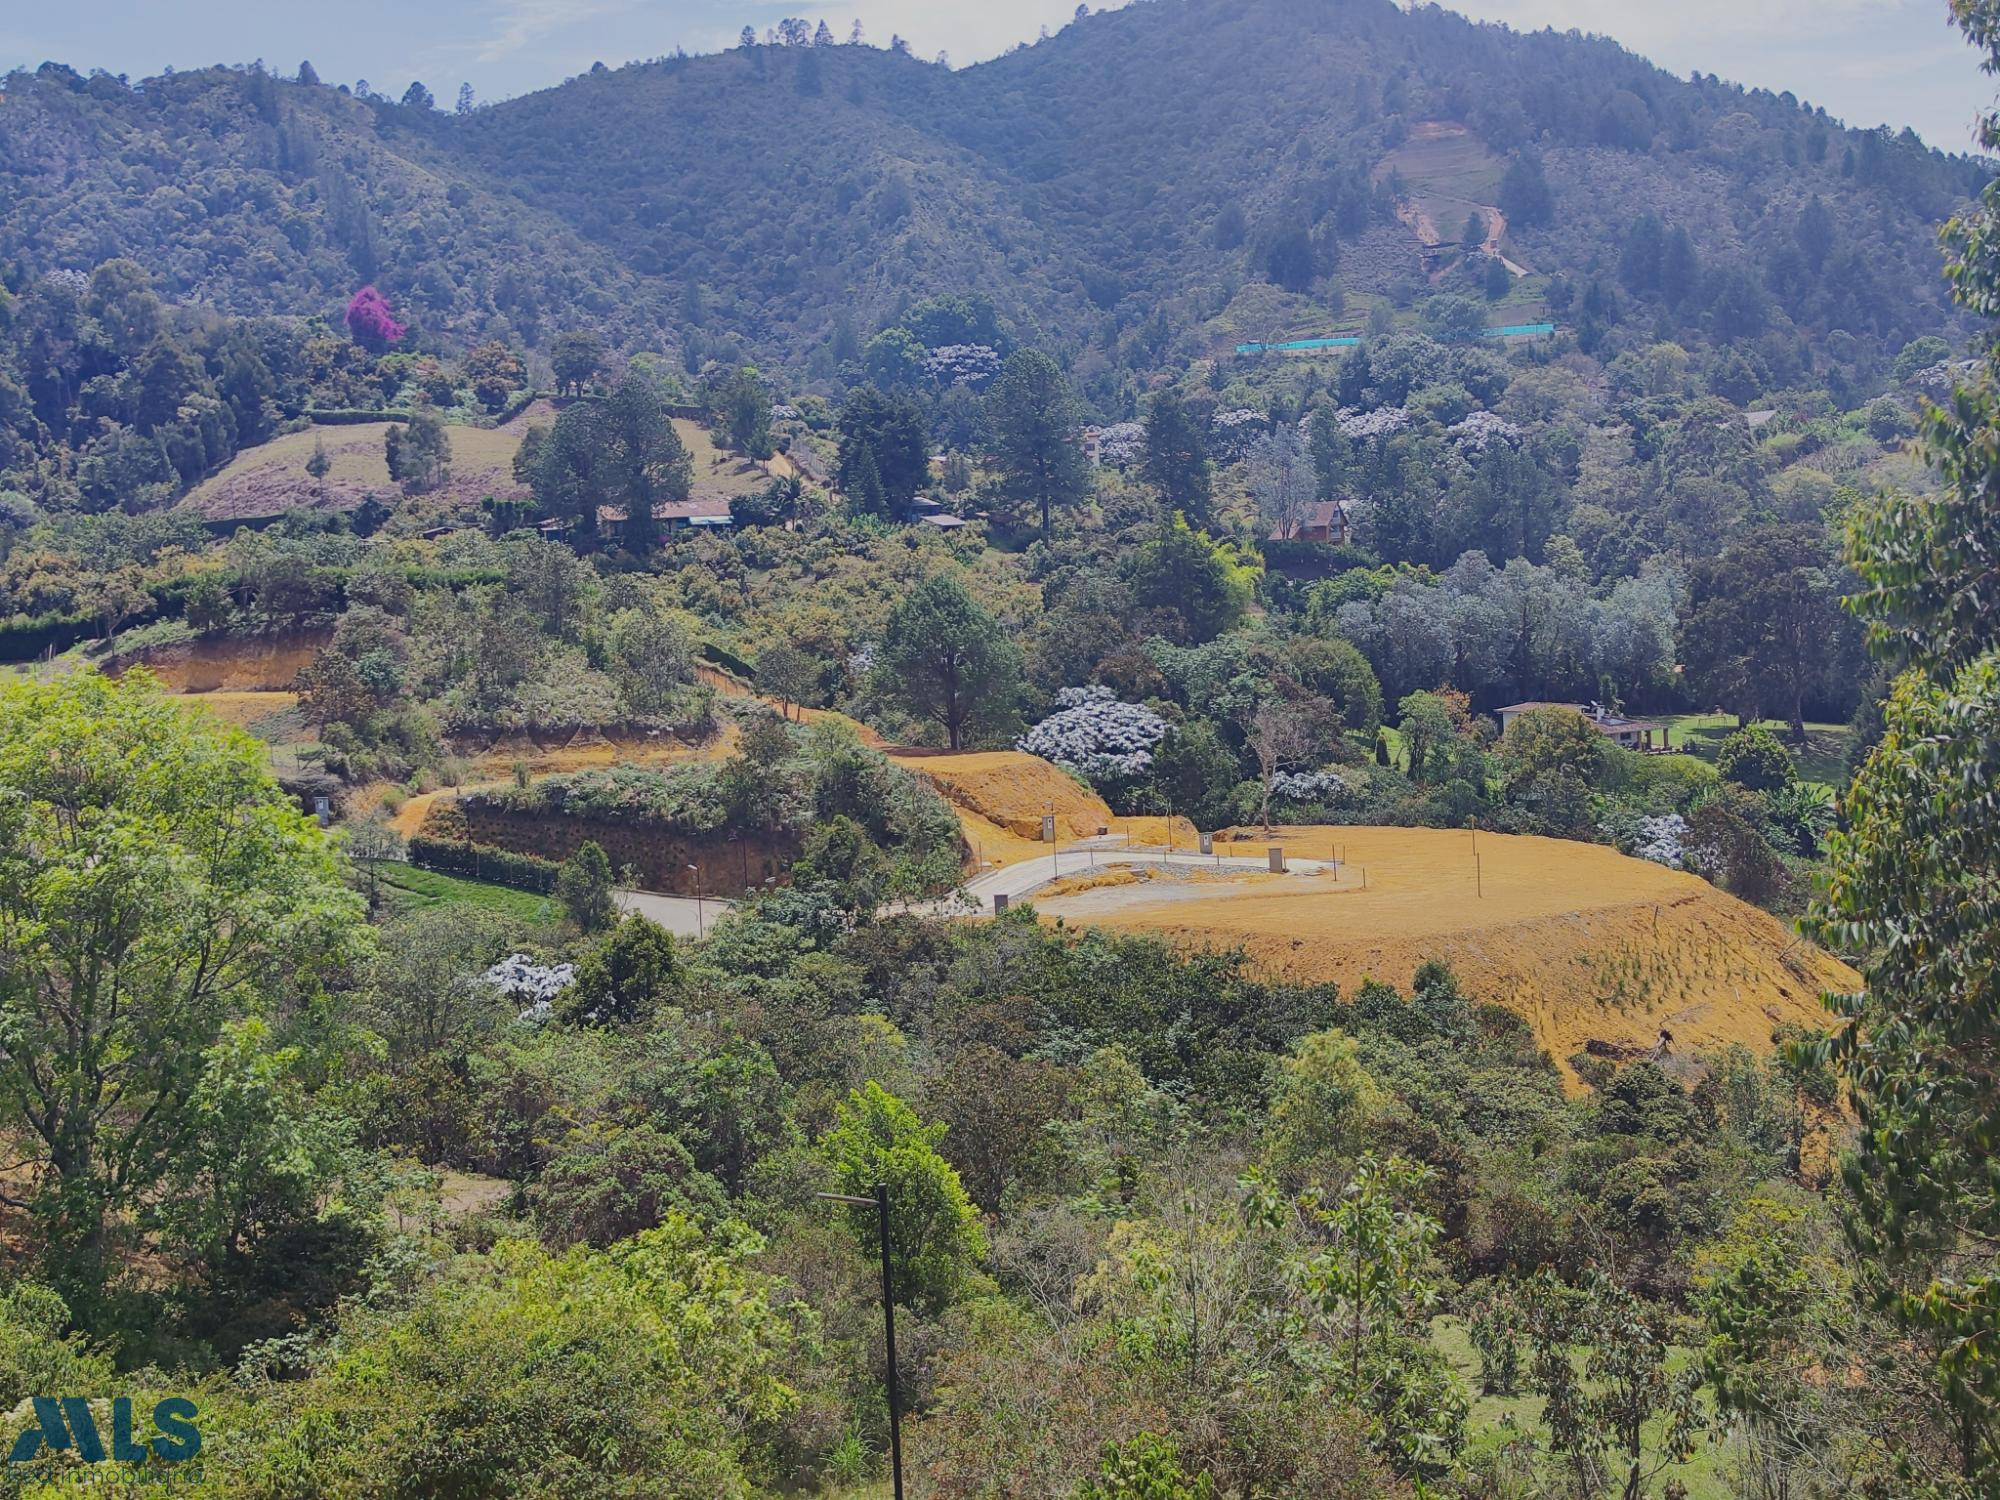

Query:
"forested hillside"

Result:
[[1, 0, 1983, 392], [6, 0, 2000, 1494]]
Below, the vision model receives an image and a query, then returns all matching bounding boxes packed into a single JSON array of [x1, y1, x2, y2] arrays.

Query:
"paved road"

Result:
[[614, 889, 733, 937], [620, 840, 1333, 930], [949, 837, 1339, 913]]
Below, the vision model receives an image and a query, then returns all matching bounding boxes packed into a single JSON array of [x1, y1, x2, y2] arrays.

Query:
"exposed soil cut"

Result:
[[1036, 825, 1855, 1085]]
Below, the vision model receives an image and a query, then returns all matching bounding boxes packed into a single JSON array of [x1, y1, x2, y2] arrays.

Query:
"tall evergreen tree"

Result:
[[836, 385, 929, 516], [1141, 390, 1213, 524], [872, 574, 1023, 749], [601, 378, 692, 555], [987, 349, 1089, 537]]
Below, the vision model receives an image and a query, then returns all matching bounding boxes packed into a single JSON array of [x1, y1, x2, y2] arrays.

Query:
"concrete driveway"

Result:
[[613, 889, 733, 938]]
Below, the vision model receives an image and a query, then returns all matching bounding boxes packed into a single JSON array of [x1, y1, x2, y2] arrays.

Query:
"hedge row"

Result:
[[306, 408, 410, 425], [489, 387, 548, 425], [1259, 539, 1379, 577], [0, 610, 98, 661], [407, 835, 561, 894], [700, 642, 758, 681]]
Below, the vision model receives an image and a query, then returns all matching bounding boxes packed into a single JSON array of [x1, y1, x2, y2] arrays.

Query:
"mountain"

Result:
[[0, 0, 1984, 388]]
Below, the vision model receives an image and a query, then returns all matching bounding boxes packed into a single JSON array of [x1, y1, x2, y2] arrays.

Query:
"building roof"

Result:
[[921, 514, 969, 529], [1267, 500, 1348, 541], [596, 497, 735, 525]]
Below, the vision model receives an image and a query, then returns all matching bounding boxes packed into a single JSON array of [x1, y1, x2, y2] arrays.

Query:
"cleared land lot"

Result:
[[180, 408, 775, 522], [180, 403, 554, 521], [1035, 823, 1855, 1083]]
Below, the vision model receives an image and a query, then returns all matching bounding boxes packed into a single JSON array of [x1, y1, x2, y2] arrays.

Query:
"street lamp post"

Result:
[[686, 862, 705, 937], [815, 1184, 904, 1500]]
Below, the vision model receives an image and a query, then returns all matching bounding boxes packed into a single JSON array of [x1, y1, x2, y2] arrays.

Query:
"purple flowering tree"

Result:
[[344, 285, 406, 351]]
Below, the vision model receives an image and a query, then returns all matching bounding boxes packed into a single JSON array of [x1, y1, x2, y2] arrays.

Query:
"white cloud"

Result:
[[472, 0, 647, 63]]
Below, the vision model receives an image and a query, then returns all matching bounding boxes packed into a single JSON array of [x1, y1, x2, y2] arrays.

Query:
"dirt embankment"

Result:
[[108, 632, 329, 693], [884, 749, 1197, 869], [416, 798, 794, 897], [1036, 825, 1855, 1085]]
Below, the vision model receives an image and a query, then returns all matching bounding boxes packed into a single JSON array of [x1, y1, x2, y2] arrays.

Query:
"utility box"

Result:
[[1041, 814, 1056, 843], [993, 892, 1011, 915], [1199, 832, 1214, 855], [1268, 846, 1286, 873]]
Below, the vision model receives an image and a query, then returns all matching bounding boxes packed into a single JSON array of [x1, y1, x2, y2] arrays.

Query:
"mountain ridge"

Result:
[[1, 0, 1983, 389]]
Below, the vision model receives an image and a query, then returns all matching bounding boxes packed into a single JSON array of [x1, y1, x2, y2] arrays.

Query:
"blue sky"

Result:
[[3, 0, 1992, 153]]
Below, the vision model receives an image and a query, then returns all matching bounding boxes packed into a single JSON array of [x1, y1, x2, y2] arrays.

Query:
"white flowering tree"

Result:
[[1018, 687, 1168, 784], [1092, 421, 1146, 468], [1338, 406, 1412, 441], [1448, 411, 1523, 453], [1209, 408, 1267, 462]]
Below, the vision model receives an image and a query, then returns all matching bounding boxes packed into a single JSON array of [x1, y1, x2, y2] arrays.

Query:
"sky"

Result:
[[2, 0, 1993, 154]]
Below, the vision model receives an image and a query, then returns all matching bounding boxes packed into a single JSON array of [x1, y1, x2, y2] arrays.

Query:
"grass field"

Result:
[[1659, 714, 1852, 791], [376, 862, 560, 923], [1377, 122, 1505, 204], [1374, 121, 1511, 261], [181, 404, 552, 521], [680, 418, 788, 500], [1432, 1318, 1732, 1497]]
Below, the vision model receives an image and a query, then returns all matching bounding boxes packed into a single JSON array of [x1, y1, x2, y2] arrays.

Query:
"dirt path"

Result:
[[1398, 199, 1518, 278]]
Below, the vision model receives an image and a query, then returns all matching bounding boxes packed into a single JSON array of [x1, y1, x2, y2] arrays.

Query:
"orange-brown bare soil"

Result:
[[1037, 825, 1856, 1083]]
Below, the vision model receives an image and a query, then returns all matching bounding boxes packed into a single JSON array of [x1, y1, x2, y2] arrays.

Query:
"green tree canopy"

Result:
[[559, 840, 617, 933], [1126, 512, 1256, 643], [837, 385, 930, 516], [821, 1081, 987, 1312], [0, 670, 366, 1314], [987, 349, 1090, 537], [872, 573, 1024, 750], [1714, 725, 1794, 792], [1141, 390, 1213, 523], [1805, 8, 2000, 1465]]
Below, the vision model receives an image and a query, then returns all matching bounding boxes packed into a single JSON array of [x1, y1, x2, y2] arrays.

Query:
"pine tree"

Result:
[[1141, 390, 1213, 524], [846, 442, 886, 518], [305, 434, 331, 496], [988, 349, 1089, 537]]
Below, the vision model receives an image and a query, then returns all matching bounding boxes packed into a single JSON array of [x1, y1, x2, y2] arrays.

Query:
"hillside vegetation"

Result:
[[1, 0, 1981, 393], [2, 1, 2000, 1495]]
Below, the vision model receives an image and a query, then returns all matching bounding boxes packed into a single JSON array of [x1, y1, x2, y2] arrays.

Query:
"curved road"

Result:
[[948, 837, 1340, 913]]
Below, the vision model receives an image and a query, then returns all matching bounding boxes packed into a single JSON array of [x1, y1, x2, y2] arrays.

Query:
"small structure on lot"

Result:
[[1268, 500, 1351, 546], [1495, 701, 1664, 751], [596, 497, 736, 538]]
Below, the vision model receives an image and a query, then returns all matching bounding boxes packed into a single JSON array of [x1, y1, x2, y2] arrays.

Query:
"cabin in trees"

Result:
[[596, 498, 736, 538], [1269, 500, 1352, 546], [1495, 701, 1664, 751]]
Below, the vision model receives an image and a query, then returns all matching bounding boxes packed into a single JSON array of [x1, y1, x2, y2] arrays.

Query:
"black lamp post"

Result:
[[815, 1183, 904, 1500]]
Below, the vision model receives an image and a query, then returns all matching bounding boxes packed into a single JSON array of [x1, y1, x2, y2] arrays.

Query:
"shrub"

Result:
[[1715, 726, 1794, 792], [1018, 687, 1170, 782], [408, 835, 561, 893], [558, 841, 617, 933]]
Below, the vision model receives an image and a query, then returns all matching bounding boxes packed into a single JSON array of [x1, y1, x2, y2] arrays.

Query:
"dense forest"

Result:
[[1, 0, 2000, 1495], [0, 0, 1984, 394]]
